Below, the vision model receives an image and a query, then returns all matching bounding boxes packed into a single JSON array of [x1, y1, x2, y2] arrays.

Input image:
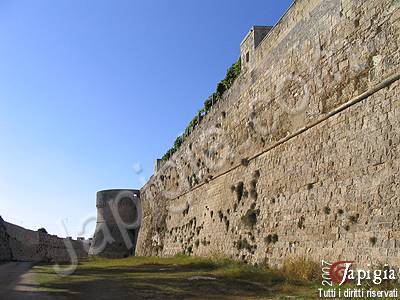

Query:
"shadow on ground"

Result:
[[33, 262, 289, 300]]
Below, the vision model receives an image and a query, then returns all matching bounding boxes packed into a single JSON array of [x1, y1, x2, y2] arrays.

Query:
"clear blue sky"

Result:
[[0, 0, 292, 238]]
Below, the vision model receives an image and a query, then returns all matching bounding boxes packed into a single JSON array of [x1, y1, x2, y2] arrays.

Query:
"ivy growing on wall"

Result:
[[161, 57, 241, 161]]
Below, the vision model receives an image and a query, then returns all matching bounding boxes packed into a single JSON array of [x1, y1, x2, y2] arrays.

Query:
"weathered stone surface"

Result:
[[4, 221, 88, 263], [89, 189, 141, 258], [136, 0, 400, 267], [0, 216, 12, 261]]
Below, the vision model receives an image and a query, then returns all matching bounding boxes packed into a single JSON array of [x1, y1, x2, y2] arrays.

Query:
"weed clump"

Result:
[[241, 208, 259, 228], [348, 214, 359, 223], [240, 158, 249, 167], [297, 216, 305, 229], [235, 181, 244, 202], [250, 189, 258, 200], [264, 233, 278, 244]]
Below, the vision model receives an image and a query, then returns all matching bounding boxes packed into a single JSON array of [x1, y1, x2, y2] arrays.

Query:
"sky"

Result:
[[0, 0, 293, 238]]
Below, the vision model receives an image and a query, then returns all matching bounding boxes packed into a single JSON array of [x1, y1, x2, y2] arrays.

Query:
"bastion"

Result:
[[89, 189, 141, 258]]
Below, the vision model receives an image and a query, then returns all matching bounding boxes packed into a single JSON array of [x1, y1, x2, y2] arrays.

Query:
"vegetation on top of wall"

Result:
[[161, 58, 241, 161]]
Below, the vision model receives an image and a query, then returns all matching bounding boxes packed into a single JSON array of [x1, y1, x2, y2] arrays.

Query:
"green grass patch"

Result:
[[33, 255, 322, 299]]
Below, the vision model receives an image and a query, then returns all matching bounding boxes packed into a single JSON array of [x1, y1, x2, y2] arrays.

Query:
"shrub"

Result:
[[216, 82, 226, 98], [241, 208, 259, 228], [225, 220, 230, 231], [281, 257, 320, 282], [253, 170, 260, 179], [162, 147, 175, 161], [173, 135, 184, 149], [218, 210, 223, 221], [236, 238, 252, 251], [235, 182, 244, 202], [264, 235, 272, 244], [297, 216, 305, 229], [271, 234, 278, 243], [348, 214, 359, 223], [204, 97, 212, 112], [264, 233, 278, 244], [240, 158, 249, 167], [250, 179, 257, 189], [250, 189, 258, 200]]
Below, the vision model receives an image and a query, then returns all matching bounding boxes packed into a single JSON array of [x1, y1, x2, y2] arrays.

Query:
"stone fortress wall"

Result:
[[136, 0, 400, 267], [0, 217, 12, 261], [0, 217, 88, 263]]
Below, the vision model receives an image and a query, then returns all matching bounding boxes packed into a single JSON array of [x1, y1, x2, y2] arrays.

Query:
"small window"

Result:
[[246, 52, 250, 63]]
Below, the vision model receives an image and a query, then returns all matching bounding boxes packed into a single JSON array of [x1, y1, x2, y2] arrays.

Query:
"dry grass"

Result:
[[280, 257, 321, 283]]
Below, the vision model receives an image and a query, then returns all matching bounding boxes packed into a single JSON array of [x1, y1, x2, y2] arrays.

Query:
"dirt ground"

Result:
[[0, 262, 53, 300], [31, 256, 319, 300]]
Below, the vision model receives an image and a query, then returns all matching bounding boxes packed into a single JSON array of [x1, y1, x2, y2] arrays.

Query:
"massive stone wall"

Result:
[[0, 216, 12, 261], [3, 221, 88, 263], [136, 0, 400, 267], [5, 222, 41, 261]]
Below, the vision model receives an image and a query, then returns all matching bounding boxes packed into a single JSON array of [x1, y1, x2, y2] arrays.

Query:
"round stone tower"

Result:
[[89, 189, 141, 258]]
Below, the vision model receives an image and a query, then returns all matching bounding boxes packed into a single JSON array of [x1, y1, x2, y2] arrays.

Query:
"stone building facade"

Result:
[[136, 0, 400, 267]]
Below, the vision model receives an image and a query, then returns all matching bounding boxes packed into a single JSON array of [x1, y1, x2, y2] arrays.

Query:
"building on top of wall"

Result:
[[240, 26, 272, 73]]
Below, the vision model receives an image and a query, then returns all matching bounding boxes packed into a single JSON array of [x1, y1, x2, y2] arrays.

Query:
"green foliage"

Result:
[[204, 97, 213, 113], [161, 57, 241, 161], [161, 148, 175, 161], [174, 135, 184, 149], [216, 82, 226, 98]]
